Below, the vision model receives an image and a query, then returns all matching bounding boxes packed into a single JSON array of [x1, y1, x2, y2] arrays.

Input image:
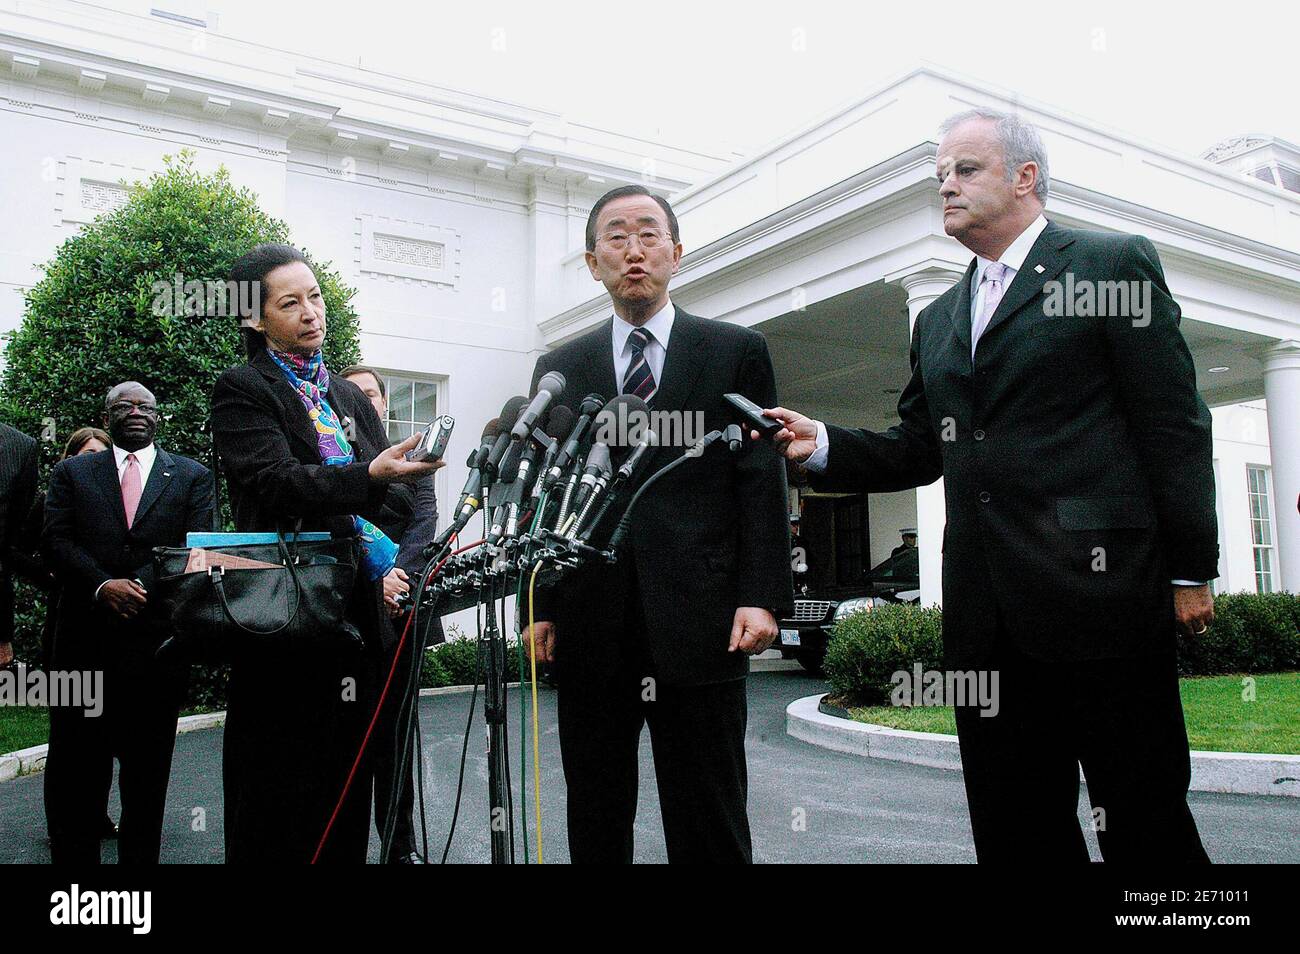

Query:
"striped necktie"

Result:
[[622, 327, 657, 403]]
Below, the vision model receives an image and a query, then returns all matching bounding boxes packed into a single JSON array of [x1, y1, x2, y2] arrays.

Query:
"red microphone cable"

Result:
[[312, 538, 481, 863]]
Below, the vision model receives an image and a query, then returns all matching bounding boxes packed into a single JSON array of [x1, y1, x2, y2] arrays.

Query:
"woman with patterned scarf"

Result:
[[211, 244, 441, 863]]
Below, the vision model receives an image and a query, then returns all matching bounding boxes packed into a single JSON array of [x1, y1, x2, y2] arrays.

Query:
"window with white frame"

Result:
[[1246, 465, 1276, 593], [381, 373, 439, 444]]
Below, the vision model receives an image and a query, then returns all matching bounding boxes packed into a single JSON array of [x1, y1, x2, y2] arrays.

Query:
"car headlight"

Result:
[[833, 597, 874, 620]]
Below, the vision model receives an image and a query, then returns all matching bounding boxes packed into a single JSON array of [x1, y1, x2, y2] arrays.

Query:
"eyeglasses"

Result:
[[596, 228, 674, 251], [109, 401, 157, 416]]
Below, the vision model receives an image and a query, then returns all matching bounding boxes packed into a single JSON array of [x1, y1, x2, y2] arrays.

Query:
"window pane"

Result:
[[414, 381, 437, 424], [387, 377, 414, 421]]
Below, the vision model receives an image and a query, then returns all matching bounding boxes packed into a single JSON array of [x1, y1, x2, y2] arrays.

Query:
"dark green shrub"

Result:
[[824, 593, 1297, 702], [419, 636, 521, 689], [823, 604, 944, 704], [1176, 591, 1299, 676]]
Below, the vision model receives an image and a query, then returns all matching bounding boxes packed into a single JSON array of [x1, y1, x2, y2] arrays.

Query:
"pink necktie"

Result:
[[971, 261, 1008, 356], [121, 453, 142, 528]]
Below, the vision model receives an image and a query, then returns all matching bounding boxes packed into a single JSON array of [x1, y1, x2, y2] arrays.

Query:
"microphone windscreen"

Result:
[[498, 442, 523, 484], [545, 404, 575, 440], [594, 394, 650, 449], [481, 417, 501, 440], [536, 370, 566, 397], [498, 395, 528, 428]]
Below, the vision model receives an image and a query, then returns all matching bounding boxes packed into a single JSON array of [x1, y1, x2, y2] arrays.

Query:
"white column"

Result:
[[892, 264, 964, 608], [1263, 340, 1300, 592]]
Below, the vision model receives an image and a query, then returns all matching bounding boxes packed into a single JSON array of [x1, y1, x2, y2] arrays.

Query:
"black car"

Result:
[[776, 546, 920, 673]]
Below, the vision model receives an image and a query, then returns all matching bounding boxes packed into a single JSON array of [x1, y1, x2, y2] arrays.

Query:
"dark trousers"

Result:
[[953, 634, 1209, 864], [45, 660, 183, 864], [555, 589, 752, 864], [223, 646, 377, 864], [373, 620, 418, 862]]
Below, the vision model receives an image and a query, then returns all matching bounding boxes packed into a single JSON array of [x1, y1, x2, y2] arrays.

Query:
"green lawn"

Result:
[[1, 706, 50, 754], [847, 672, 1299, 755], [1, 707, 216, 756]]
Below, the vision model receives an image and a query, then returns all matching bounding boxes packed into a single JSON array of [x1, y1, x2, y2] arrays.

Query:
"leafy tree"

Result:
[[1, 149, 360, 471]]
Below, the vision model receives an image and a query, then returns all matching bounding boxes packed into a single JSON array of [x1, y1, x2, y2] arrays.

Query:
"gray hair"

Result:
[[939, 108, 1049, 202]]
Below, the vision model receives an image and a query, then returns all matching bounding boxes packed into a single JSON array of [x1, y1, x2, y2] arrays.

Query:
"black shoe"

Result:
[[389, 851, 424, 864], [99, 816, 118, 840]]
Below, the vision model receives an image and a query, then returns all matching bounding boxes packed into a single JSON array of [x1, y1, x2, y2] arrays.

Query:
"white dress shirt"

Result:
[[112, 441, 157, 490], [613, 298, 675, 392], [93, 442, 158, 601], [969, 213, 1049, 357]]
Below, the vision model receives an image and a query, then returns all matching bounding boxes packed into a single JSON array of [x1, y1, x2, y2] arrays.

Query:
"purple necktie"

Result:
[[121, 453, 142, 528], [971, 261, 1008, 357]]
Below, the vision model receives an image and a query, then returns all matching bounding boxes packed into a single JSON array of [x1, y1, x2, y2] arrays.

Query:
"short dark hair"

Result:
[[340, 365, 386, 400], [585, 185, 680, 252], [228, 243, 313, 358]]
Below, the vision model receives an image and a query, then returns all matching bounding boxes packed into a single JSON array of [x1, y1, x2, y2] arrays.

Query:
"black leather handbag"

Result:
[[151, 530, 362, 664]]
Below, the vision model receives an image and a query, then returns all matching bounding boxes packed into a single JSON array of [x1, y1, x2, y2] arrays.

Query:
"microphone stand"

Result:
[[480, 557, 512, 864]]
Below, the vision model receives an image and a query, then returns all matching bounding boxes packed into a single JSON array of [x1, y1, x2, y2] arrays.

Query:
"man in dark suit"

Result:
[[42, 382, 214, 863], [0, 421, 39, 670], [342, 364, 444, 864], [764, 110, 1216, 863], [523, 185, 794, 863]]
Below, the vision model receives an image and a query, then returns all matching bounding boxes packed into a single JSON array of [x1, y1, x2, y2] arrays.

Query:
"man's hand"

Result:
[[383, 567, 410, 617], [1174, 584, 1214, 638], [728, 607, 779, 655], [752, 407, 819, 464], [0, 642, 13, 668], [522, 621, 556, 665], [98, 579, 148, 620], [368, 433, 446, 485]]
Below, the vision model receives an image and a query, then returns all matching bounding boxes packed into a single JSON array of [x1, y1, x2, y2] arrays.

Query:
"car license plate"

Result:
[[780, 628, 801, 647]]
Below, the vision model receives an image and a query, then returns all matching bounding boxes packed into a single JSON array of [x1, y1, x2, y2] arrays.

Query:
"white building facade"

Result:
[[1, 1, 1296, 606]]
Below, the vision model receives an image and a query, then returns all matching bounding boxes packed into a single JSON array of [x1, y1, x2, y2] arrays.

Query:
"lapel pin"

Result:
[[163, 472, 171, 477], [1034, 264, 1045, 274]]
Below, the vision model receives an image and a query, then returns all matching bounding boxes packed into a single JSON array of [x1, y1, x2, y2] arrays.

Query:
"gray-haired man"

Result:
[[763, 110, 1216, 863]]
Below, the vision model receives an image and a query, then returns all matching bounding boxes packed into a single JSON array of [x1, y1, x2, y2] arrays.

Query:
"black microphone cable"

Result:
[[440, 590, 484, 864]]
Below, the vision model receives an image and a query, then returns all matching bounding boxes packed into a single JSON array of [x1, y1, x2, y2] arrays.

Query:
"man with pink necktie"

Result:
[[762, 110, 1217, 863], [42, 381, 213, 864]]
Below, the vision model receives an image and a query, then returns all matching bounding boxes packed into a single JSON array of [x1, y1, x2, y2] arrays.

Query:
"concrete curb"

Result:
[[1, 710, 226, 782], [786, 694, 1300, 798]]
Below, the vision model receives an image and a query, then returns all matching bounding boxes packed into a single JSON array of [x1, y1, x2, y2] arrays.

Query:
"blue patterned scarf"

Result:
[[267, 348, 398, 582]]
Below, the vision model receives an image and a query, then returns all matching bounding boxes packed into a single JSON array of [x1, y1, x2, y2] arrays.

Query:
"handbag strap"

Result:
[[208, 546, 304, 636]]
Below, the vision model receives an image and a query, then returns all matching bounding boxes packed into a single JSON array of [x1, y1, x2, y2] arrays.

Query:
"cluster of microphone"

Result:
[[417, 372, 663, 613]]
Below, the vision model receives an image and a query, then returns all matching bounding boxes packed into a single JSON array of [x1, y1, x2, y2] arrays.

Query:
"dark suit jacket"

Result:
[[813, 221, 1217, 667], [530, 307, 794, 686], [210, 348, 396, 651], [0, 422, 39, 646], [42, 446, 214, 664]]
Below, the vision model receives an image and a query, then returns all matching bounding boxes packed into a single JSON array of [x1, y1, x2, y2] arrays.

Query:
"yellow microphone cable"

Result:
[[527, 559, 544, 863]]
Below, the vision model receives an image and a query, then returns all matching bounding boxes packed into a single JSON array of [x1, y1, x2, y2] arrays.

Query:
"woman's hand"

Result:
[[383, 567, 410, 616], [369, 433, 445, 485]]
